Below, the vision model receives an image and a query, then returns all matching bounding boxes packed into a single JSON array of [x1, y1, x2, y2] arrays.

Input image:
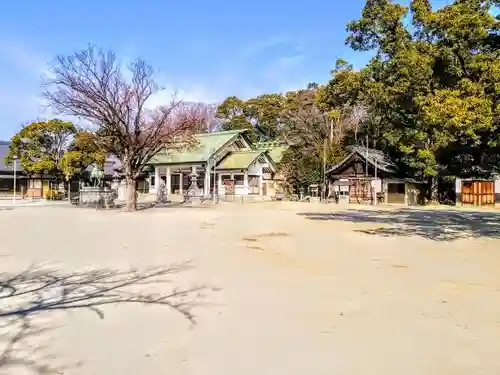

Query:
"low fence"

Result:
[[181, 193, 279, 204]]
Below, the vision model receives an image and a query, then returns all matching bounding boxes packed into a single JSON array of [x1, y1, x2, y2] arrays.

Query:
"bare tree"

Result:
[[281, 106, 326, 149], [347, 105, 368, 144], [42, 45, 204, 211], [181, 102, 220, 132]]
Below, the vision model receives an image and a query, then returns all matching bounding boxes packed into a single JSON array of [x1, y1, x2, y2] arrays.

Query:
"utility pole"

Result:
[[212, 152, 217, 203], [322, 118, 333, 202], [322, 138, 327, 202], [365, 134, 369, 177], [374, 157, 378, 206], [13, 155, 17, 204]]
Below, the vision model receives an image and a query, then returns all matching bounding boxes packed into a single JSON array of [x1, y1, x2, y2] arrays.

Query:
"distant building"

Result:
[[0, 141, 26, 194], [147, 129, 286, 197], [327, 146, 424, 205]]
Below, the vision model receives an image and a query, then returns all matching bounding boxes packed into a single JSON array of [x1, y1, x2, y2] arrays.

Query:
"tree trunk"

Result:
[[430, 176, 439, 204], [126, 176, 137, 211]]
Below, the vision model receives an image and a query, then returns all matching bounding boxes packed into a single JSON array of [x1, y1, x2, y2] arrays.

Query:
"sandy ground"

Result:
[[1, 202, 500, 374]]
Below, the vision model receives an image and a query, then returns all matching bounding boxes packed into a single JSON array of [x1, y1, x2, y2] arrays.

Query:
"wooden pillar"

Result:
[[495, 179, 500, 208], [404, 183, 408, 205], [259, 173, 263, 196], [179, 172, 183, 195], [217, 173, 222, 195]]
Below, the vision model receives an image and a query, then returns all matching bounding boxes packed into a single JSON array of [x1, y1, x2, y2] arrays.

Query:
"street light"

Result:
[[212, 150, 217, 204], [13, 155, 17, 204]]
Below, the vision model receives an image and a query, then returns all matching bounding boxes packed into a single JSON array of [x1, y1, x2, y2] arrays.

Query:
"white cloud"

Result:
[[0, 36, 313, 137], [238, 36, 290, 58]]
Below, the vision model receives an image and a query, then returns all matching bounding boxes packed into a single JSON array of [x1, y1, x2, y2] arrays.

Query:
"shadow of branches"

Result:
[[0, 262, 216, 374], [298, 208, 500, 241], [0, 316, 69, 374]]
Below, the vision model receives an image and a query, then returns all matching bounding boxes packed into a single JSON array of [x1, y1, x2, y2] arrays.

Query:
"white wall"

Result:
[[455, 178, 462, 194]]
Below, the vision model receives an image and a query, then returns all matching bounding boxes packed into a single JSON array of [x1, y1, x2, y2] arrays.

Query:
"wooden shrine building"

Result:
[[326, 146, 424, 205]]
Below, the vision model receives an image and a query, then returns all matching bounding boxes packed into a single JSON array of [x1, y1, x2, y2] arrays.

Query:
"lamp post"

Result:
[[213, 154, 217, 204], [13, 155, 17, 204], [209, 148, 217, 203]]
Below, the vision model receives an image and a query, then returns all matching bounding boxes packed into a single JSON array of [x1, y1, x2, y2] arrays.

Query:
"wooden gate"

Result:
[[461, 180, 495, 206], [349, 178, 373, 204]]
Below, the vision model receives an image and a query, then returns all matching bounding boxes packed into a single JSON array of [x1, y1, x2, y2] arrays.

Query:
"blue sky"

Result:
[[0, 0, 476, 139], [0, 0, 378, 139]]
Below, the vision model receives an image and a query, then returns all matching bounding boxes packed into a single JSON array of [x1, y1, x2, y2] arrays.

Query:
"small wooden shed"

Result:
[[327, 146, 424, 205], [455, 178, 500, 207]]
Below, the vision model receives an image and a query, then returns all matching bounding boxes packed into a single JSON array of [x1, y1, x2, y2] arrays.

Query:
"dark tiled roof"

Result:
[[0, 141, 21, 172], [351, 146, 398, 173], [328, 146, 398, 175]]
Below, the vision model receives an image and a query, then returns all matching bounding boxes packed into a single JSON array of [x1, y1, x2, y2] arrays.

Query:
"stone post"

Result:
[[455, 178, 462, 206], [166, 166, 171, 195], [154, 166, 160, 192], [205, 164, 211, 196], [244, 171, 249, 195]]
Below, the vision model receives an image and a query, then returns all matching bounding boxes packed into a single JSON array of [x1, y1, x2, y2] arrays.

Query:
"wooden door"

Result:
[[349, 179, 372, 204], [461, 180, 495, 206]]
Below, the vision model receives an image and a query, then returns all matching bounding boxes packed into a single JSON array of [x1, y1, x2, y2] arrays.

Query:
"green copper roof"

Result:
[[150, 129, 247, 165], [267, 147, 286, 164], [217, 151, 264, 170], [254, 141, 287, 164]]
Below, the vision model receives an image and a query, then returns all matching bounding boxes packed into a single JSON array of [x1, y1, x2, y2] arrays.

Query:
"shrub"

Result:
[[44, 190, 64, 200]]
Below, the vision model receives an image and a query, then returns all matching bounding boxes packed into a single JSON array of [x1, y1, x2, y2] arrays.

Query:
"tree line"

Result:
[[213, 0, 500, 201], [5, 0, 499, 209]]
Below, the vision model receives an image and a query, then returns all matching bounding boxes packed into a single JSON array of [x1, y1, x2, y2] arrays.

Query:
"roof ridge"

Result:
[[229, 150, 262, 154], [196, 129, 246, 137]]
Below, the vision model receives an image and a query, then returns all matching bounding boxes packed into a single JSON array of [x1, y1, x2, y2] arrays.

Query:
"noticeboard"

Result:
[[224, 179, 235, 195]]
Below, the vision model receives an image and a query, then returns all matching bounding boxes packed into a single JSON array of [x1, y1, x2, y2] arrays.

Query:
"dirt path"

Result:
[[1, 203, 500, 374]]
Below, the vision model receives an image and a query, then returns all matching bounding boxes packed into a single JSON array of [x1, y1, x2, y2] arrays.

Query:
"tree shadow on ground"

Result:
[[70, 201, 216, 212], [0, 262, 216, 374], [298, 208, 500, 241]]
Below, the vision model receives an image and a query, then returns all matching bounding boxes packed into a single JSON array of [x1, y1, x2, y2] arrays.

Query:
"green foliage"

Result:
[[60, 131, 107, 180], [44, 190, 65, 200], [211, 0, 500, 197], [215, 94, 287, 141], [214, 86, 348, 188], [280, 146, 322, 191], [5, 120, 107, 181], [215, 96, 253, 132], [5, 119, 77, 175], [279, 142, 345, 193], [318, 0, 500, 199]]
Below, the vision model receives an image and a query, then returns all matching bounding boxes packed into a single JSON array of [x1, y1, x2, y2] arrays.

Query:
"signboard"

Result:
[[371, 179, 382, 193], [224, 179, 235, 195]]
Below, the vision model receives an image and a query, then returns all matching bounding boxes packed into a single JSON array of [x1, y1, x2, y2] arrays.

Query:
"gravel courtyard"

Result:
[[1, 202, 500, 374]]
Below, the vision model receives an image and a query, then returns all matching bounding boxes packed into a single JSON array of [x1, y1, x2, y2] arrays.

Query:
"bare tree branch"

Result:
[[0, 262, 216, 373], [42, 45, 205, 211]]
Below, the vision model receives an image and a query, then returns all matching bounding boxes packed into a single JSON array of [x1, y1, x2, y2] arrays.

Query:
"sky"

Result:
[[0, 0, 471, 139]]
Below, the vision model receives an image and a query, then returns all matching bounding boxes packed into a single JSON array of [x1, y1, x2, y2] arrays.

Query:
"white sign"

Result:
[[371, 179, 382, 193]]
